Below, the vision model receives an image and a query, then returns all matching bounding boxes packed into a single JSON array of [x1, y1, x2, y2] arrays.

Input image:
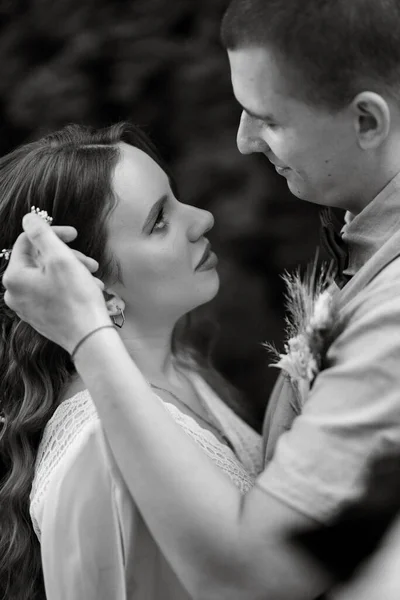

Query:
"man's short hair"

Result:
[[221, 0, 400, 110]]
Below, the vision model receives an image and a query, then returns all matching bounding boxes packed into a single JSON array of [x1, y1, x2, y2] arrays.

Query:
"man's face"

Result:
[[228, 46, 364, 209]]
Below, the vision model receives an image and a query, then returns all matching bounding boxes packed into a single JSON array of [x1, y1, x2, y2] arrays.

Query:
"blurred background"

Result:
[[0, 0, 325, 431]]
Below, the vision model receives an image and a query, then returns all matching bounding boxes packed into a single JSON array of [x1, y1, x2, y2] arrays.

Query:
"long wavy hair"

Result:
[[0, 122, 239, 600]]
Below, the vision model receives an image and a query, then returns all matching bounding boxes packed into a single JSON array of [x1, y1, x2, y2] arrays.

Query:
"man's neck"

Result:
[[342, 163, 400, 216]]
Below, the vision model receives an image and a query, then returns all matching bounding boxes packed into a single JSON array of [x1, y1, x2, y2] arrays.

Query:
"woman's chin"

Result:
[[209, 274, 220, 300], [206, 267, 220, 293], [190, 271, 220, 310]]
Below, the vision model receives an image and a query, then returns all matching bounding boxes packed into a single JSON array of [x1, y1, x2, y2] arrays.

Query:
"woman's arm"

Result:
[[72, 327, 327, 600], [4, 214, 328, 600]]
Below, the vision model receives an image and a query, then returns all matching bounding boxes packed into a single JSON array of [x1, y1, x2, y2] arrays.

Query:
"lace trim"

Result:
[[189, 372, 263, 478], [162, 402, 255, 494], [30, 385, 261, 538]]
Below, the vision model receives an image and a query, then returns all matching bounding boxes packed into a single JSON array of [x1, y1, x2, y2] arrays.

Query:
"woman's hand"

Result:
[[2, 212, 111, 354]]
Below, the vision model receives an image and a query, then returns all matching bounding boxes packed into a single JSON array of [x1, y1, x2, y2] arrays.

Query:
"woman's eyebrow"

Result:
[[141, 194, 168, 232]]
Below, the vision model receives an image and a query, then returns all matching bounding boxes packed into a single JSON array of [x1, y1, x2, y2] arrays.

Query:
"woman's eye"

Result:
[[152, 208, 169, 233]]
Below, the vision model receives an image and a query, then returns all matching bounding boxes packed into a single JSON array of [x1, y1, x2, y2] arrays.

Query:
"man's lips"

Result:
[[267, 156, 290, 171], [275, 165, 290, 174], [271, 162, 289, 170]]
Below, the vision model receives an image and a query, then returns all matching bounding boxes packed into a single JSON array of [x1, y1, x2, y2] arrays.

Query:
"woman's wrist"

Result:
[[70, 322, 121, 363], [60, 303, 112, 355], [70, 324, 116, 362]]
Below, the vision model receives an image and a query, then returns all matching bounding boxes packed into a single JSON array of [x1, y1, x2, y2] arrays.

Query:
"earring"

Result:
[[111, 307, 125, 329]]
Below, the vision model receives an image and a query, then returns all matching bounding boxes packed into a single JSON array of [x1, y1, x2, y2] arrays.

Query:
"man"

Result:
[[222, 0, 400, 506], [4, 1, 400, 598]]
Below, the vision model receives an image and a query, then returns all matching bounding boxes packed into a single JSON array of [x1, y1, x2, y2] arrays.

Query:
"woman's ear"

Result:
[[103, 288, 125, 317], [352, 91, 391, 149]]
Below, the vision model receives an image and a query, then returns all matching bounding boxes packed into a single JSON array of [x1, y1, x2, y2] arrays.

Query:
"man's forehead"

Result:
[[228, 46, 268, 82], [228, 46, 310, 118], [228, 52, 280, 117], [229, 46, 287, 92]]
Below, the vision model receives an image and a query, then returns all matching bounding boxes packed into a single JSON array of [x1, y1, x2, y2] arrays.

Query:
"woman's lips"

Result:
[[195, 242, 211, 270], [196, 251, 218, 271], [195, 242, 218, 271]]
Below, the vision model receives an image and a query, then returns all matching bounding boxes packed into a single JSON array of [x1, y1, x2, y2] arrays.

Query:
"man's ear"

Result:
[[351, 91, 391, 149]]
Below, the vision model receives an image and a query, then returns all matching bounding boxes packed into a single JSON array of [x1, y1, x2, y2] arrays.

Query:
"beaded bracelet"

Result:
[[71, 325, 115, 362]]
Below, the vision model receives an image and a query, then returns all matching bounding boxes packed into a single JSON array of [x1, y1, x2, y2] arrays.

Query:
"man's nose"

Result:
[[236, 111, 268, 155]]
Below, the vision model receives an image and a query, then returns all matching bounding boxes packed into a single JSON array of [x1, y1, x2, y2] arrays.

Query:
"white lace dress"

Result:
[[29, 370, 262, 600]]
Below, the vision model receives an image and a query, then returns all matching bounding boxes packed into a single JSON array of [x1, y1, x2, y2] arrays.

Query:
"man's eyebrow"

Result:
[[142, 194, 168, 232], [241, 104, 275, 122]]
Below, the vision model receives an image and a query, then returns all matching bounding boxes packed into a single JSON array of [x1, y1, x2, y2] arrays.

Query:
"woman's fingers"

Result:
[[52, 225, 99, 274], [51, 225, 99, 274], [3, 213, 110, 353], [3, 213, 72, 284], [51, 225, 78, 244], [71, 250, 99, 274], [93, 277, 105, 291], [3, 216, 99, 288], [3, 213, 102, 287], [21, 212, 73, 261]]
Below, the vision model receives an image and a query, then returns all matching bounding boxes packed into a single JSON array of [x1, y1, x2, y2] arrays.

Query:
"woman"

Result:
[[0, 123, 263, 600]]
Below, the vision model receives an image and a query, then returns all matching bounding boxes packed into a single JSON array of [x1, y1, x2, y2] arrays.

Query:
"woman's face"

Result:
[[106, 142, 219, 327]]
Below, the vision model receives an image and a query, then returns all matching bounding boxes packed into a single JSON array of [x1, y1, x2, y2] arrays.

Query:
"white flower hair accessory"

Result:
[[0, 207, 53, 424], [265, 258, 338, 407], [0, 206, 53, 261]]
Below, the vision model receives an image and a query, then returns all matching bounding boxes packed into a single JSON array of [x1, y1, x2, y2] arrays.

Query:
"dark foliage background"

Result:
[[0, 0, 324, 430]]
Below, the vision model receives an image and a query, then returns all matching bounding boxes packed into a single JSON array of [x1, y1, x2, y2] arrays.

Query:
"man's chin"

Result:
[[286, 180, 309, 202], [286, 180, 322, 205]]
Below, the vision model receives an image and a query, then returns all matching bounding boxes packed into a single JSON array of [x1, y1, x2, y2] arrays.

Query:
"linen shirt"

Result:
[[260, 171, 400, 521]]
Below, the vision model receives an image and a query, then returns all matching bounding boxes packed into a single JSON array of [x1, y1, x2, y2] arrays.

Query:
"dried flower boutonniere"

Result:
[[264, 258, 338, 408]]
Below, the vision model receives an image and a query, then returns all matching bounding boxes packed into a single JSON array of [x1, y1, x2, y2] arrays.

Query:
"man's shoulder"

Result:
[[351, 255, 400, 307], [339, 247, 400, 316], [369, 251, 400, 284]]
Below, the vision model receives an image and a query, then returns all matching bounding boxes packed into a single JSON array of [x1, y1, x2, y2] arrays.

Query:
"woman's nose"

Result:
[[187, 207, 214, 242], [237, 111, 269, 155]]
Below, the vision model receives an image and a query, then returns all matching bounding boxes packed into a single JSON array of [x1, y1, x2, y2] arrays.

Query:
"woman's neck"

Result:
[[61, 319, 184, 404], [117, 319, 181, 387]]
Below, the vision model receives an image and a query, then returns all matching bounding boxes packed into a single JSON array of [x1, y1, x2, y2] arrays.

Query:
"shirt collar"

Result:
[[341, 171, 400, 277]]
